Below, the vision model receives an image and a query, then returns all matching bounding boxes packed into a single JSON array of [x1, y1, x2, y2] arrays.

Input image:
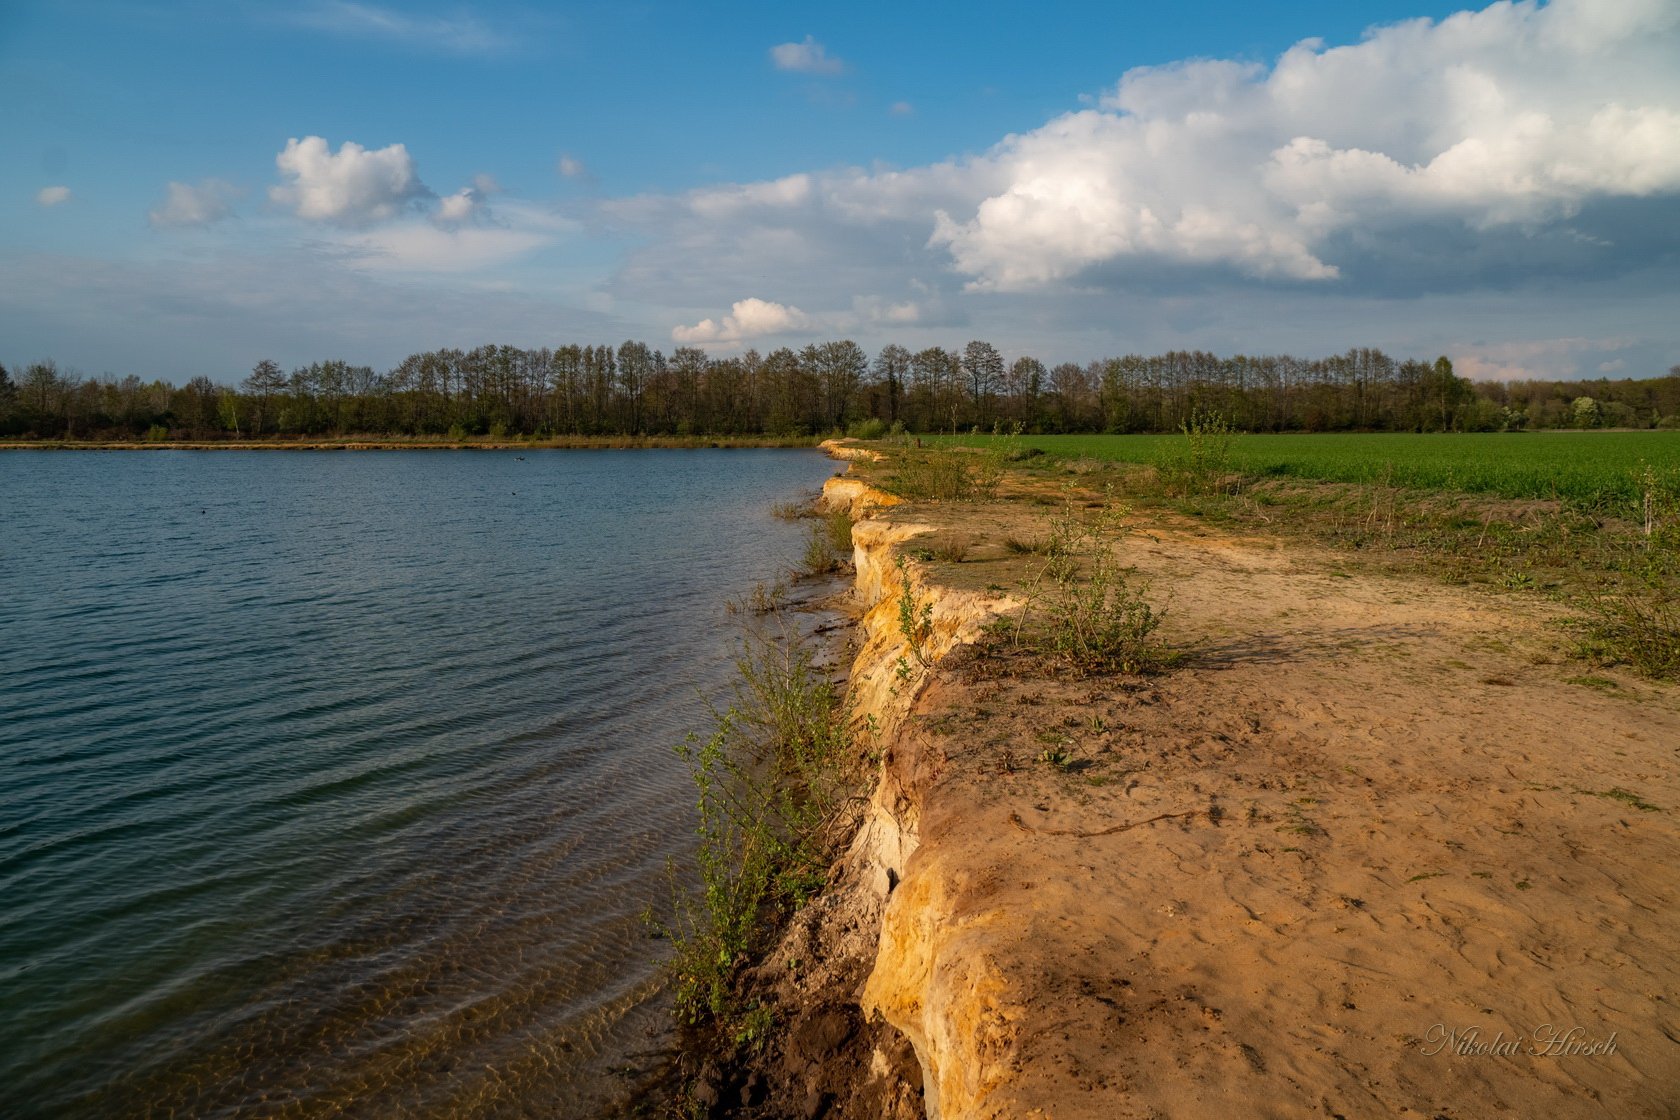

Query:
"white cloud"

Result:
[[673, 298, 813, 343], [342, 223, 550, 273], [557, 154, 590, 180], [433, 189, 479, 224], [770, 35, 844, 76], [932, 0, 1680, 290], [284, 1, 511, 54], [148, 179, 238, 228], [36, 185, 71, 207], [889, 101, 914, 117], [432, 175, 500, 225], [1451, 336, 1636, 382], [270, 136, 427, 225], [619, 0, 1680, 302]]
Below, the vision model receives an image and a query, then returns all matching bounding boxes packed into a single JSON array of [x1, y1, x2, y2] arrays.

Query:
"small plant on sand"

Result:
[[931, 532, 975, 564], [881, 440, 1012, 502], [1155, 408, 1237, 496], [654, 622, 853, 1027], [1009, 491, 1174, 674], [1578, 593, 1680, 681]]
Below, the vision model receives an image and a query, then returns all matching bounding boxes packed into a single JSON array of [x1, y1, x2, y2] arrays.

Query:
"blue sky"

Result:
[[3, 0, 1678, 383]]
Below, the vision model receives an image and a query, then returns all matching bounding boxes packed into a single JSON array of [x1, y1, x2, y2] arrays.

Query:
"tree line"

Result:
[[2, 343, 1677, 440]]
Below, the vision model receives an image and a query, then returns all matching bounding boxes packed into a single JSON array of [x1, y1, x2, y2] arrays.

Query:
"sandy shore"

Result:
[[734, 448, 1680, 1118]]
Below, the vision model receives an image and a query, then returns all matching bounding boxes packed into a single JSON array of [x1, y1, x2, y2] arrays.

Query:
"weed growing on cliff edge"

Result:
[[825, 506, 854, 554], [895, 555, 934, 670], [654, 621, 854, 1027]]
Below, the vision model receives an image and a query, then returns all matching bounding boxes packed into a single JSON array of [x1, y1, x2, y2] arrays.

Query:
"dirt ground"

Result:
[[710, 476, 1680, 1119]]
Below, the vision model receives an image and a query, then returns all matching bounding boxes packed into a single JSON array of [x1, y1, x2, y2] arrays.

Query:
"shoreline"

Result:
[[0, 435, 823, 452], [687, 438, 1680, 1118]]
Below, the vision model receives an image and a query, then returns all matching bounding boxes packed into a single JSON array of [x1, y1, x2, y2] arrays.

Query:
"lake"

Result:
[[0, 448, 840, 1118]]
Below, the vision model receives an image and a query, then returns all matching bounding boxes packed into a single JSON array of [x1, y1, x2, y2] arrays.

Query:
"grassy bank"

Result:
[[855, 433, 1679, 681], [937, 430, 1679, 514]]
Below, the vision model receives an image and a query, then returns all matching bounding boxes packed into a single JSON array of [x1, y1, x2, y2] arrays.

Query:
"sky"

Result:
[[2, 0, 1678, 384]]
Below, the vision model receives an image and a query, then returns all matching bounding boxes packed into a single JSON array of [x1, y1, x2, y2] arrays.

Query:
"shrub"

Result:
[[1156, 409, 1238, 496], [881, 447, 974, 500], [847, 417, 887, 440], [931, 532, 974, 563], [802, 521, 840, 575], [825, 507, 853, 554], [1579, 594, 1680, 681], [1010, 495, 1174, 674], [655, 623, 852, 1026]]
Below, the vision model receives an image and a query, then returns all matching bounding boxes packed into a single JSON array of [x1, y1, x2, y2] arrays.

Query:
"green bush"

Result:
[[1010, 495, 1175, 674], [655, 623, 852, 1025], [1156, 408, 1237, 496]]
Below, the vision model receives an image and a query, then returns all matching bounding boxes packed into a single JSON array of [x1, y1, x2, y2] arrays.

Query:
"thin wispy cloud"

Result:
[[769, 35, 844, 75], [149, 179, 240, 229], [285, 1, 513, 54], [556, 154, 594, 182], [36, 185, 72, 207]]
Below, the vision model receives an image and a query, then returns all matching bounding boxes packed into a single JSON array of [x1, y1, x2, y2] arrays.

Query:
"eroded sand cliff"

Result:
[[740, 444, 1680, 1120]]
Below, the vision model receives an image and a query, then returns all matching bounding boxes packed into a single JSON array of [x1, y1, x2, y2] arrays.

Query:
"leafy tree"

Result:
[[1572, 396, 1603, 429], [962, 340, 1003, 423], [873, 344, 909, 424], [242, 360, 285, 435]]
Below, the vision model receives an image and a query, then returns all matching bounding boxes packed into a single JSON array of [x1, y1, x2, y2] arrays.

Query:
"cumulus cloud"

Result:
[[269, 136, 427, 225], [673, 298, 813, 343], [615, 0, 1680, 306], [431, 175, 499, 225], [149, 179, 238, 228], [557, 154, 590, 180], [770, 35, 844, 75], [932, 0, 1680, 289], [36, 185, 71, 207]]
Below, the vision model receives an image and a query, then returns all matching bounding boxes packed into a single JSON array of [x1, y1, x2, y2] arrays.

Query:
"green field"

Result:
[[943, 431, 1680, 512]]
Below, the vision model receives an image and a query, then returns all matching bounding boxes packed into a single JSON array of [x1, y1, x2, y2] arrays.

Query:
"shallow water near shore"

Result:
[[0, 448, 840, 1118]]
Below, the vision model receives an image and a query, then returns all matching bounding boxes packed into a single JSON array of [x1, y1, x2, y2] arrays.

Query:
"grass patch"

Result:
[[1578, 787, 1662, 812]]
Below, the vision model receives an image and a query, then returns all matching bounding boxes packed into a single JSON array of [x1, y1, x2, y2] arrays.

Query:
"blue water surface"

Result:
[[0, 448, 839, 1118]]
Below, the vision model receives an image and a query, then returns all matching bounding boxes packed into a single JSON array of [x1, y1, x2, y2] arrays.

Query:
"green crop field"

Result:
[[940, 431, 1680, 512]]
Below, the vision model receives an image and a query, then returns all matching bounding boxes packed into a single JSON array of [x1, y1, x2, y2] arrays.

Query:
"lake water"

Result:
[[0, 449, 840, 1118]]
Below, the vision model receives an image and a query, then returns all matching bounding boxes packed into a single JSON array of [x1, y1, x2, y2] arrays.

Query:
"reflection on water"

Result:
[[0, 449, 839, 1118]]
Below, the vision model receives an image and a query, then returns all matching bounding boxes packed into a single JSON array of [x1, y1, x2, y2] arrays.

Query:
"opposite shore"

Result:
[[0, 435, 823, 451]]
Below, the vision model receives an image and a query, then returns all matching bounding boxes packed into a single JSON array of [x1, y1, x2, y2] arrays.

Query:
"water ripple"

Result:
[[0, 448, 837, 1119]]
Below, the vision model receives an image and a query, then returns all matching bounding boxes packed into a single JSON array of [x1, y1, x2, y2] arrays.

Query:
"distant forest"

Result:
[[3, 342, 1677, 440]]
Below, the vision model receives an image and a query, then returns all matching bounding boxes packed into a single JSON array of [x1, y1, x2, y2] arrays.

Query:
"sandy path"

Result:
[[863, 517, 1680, 1119]]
